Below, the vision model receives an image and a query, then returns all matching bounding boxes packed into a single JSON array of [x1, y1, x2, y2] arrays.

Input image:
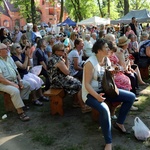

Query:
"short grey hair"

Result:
[[85, 34, 90, 39]]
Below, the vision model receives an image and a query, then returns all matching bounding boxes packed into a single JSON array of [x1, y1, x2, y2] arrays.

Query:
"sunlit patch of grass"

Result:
[[134, 95, 150, 111]]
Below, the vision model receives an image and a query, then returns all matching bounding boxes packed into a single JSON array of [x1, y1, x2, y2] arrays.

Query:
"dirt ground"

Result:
[[0, 85, 150, 150]]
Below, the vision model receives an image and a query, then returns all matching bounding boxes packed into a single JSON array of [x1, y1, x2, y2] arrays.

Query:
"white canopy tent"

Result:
[[77, 16, 110, 25]]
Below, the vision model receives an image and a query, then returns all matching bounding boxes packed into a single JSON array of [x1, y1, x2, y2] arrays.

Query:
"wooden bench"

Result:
[[139, 67, 149, 79], [0, 91, 16, 112], [43, 88, 65, 116], [92, 101, 121, 122]]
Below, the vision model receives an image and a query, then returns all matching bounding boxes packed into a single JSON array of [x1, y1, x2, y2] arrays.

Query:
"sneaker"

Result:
[[135, 97, 139, 101], [111, 115, 117, 120], [130, 106, 138, 111]]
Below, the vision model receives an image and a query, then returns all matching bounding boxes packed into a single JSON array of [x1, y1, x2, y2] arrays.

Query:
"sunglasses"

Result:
[[16, 46, 21, 49]]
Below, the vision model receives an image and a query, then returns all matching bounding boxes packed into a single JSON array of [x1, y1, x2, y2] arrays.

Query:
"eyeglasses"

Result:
[[16, 46, 21, 49]]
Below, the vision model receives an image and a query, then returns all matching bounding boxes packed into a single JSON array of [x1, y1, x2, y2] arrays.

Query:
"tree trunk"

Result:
[[97, 0, 103, 17], [59, 0, 63, 22], [124, 0, 129, 15], [108, 0, 110, 17], [31, 0, 36, 24], [70, 0, 82, 21]]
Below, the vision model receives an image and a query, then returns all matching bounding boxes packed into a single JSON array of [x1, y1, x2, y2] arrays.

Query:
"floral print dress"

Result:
[[47, 54, 81, 95], [109, 53, 132, 91]]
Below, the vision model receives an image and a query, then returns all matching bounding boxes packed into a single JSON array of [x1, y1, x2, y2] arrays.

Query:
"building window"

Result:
[[15, 19, 20, 27], [3, 20, 9, 27], [49, 8, 54, 15], [42, 0, 45, 5]]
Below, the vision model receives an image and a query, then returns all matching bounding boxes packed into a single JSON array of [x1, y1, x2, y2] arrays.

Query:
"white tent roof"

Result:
[[111, 9, 150, 24], [77, 16, 110, 25]]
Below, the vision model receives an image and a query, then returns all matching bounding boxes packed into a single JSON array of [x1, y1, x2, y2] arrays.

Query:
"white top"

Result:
[[83, 40, 93, 57], [90, 37, 96, 45], [0, 56, 18, 82], [82, 55, 111, 102], [68, 49, 83, 76]]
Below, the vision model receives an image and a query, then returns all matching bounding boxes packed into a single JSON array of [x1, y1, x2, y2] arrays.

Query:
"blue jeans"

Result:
[[86, 89, 135, 144]]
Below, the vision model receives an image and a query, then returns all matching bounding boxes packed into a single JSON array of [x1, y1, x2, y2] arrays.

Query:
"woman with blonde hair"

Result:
[[45, 35, 55, 58], [69, 32, 78, 50]]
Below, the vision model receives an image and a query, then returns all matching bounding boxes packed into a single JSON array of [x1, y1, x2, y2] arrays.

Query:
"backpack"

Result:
[[138, 40, 150, 68]]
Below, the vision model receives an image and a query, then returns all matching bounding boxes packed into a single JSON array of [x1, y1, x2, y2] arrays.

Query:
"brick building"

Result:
[[0, 0, 68, 31]]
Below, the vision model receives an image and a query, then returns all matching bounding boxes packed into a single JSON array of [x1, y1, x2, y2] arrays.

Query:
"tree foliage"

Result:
[[11, 0, 41, 24], [65, 0, 99, 22], [65, 0, 150, 21], [1, 0, 150, 24]]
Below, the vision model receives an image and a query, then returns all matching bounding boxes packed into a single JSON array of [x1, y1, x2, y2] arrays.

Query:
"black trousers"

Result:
[[125, 72, 138, 95]]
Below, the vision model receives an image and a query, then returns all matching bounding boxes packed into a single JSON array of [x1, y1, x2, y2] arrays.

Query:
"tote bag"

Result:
[[101, 57, 119, 98]]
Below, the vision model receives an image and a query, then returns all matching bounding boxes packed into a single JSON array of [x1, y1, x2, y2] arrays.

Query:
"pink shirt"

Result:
[[125, 30, 135, 37]]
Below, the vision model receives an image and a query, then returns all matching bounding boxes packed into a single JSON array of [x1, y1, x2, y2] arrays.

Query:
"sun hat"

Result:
[[118, 36, 130, 46]]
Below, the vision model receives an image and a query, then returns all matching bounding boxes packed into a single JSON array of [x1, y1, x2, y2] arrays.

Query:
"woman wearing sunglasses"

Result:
[[47, 43, 91, 113], [11, 43, 49, 106]]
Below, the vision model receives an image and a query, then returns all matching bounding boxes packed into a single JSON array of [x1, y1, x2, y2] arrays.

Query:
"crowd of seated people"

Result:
[[0, 21, 150, 150]]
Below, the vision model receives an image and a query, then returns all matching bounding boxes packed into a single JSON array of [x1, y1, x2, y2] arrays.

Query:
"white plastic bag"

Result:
[[132, 117, 150, 141], [30, 65, 42, 76]]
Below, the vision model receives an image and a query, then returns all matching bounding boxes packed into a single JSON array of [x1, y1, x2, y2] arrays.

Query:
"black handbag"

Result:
[[101, 57, 119, 98]]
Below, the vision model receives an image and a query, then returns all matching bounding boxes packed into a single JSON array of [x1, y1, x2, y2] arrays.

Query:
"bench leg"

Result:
[[50, 95, 64, 116], [139, 67, 149, 79], [3, 93, 16, 112], [92, 109, 99, 122]]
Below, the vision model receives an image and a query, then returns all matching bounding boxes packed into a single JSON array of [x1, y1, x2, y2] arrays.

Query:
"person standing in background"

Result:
[[129, 17, 137, 35]]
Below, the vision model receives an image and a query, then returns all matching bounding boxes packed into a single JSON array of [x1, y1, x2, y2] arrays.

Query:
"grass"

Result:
[[60, 145, 83, 150], [0, 84, 150, 149], [29, 126, 56, 146]]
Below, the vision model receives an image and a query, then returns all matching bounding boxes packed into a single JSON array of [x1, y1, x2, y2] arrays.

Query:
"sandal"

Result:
[[18, 112, 30, 121], [81, 105, 92, 113], [33, 99, 43, 106]]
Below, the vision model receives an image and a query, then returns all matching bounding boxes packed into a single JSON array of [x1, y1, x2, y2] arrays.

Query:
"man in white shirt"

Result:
[[46, 22, 52, 35], [90, 32, 97, 45], [0, 43, 30, 121]]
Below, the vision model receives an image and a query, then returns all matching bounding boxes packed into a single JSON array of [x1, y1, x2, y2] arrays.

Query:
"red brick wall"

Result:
[[0, 0, 68, 31]]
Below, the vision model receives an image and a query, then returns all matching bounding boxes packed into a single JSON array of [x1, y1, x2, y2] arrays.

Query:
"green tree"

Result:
[[130, 0, 150, 10], [11, 0, 40, 24], [65, 0, 99, 22]]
